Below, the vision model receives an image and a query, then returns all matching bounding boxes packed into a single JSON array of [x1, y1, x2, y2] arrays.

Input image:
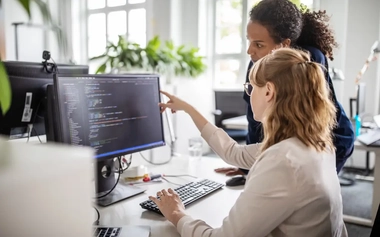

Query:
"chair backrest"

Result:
[[214, 90, 247, 127], [370, 203, 380, 237]]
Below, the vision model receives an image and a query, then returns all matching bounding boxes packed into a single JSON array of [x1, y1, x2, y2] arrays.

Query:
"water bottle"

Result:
[[354, 114, 361, 136]]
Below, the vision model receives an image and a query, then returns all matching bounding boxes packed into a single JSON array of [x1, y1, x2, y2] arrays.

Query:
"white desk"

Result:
[[221, 115, 248, 130], [97, 156, 242, 237], [222, 115, 380, 227]]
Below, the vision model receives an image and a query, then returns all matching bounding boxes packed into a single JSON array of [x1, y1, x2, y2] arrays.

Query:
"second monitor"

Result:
[[49, 73, 166, 206]]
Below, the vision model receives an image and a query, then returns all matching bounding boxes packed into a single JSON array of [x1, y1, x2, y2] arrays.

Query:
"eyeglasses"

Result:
[[244, 82, 253, 96]]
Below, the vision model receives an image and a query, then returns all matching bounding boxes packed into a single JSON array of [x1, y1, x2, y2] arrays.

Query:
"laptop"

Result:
[[357, 114, 380, 146]]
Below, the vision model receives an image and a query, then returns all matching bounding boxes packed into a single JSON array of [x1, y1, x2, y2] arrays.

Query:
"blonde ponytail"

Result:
[[250, 48, 336, 152]]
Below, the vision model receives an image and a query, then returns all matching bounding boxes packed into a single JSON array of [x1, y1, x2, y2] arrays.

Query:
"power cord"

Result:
[[139, 152, 173, 165], [50, 56, 60, 74], [164, 174, 197, 178], [161, 174, 198, 186], [26, 99, 43, 143], [161, 177, 182, 186], [94, 156, 122, 199], [32, 127, 43, 143], [26, 124, 33, 143], [93, 206, 100, 225], [115, 154, 132, 173]]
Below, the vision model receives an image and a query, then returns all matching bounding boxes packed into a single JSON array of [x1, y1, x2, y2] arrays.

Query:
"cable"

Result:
[[161, 174, 198, 186], [93, 206, 100, 225], [30, 99, 42, 123], [26, 99, 43, 143], [164, 174, 197, 179], [161, 177, 182, 186], [139, 152, 173, 165], [26, 124, 33, 143], [94, 156, 122, 199], [50, 56, 60, 74], [32, 127, 43, 143], [115, 154, 132, 173], [31, 99, 44, 120]]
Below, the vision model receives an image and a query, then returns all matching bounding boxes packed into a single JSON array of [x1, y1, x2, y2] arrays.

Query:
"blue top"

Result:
[[243, 46, 355, 173]]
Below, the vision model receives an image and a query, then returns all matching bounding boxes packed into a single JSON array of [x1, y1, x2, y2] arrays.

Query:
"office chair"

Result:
[[213, 90, 248, 142]]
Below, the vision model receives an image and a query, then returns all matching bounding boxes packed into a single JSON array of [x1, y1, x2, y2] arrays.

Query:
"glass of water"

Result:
[[188, 137, 203, 159]]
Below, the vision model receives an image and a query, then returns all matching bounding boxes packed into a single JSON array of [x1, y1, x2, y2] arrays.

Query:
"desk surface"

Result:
[[98, 156, 240, 237], [221, 115, 248, 130]]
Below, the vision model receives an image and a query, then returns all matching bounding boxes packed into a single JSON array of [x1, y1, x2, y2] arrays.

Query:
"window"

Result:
[[86, 0, 147, 72], [211, 0, 314, 89]]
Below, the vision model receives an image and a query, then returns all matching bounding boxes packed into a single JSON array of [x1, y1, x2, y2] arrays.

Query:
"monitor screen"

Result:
[[0, 61, 88, 139], [53, 74, 165, 159]]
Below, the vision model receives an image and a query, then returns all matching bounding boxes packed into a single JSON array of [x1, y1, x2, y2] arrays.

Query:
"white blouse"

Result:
[[176, 122, 347, 237]]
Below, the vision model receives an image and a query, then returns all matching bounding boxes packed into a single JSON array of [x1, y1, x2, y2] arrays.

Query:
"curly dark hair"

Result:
[[249, 0, 338, 60]]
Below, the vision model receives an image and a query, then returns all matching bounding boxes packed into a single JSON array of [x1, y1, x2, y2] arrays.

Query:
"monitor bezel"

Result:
[[53, 73, 166, 160]]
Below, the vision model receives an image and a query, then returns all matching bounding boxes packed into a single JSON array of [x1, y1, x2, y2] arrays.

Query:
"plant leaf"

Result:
[[0, 61, 12, 115], [89, 54, 107, 61], [17, 0, 31, 19], [96, 63, 107, 74], [32, 0, 52, 23]]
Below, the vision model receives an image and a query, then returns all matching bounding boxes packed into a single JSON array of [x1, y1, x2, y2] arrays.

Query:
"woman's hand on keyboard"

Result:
[[149, 188, 187, 226]]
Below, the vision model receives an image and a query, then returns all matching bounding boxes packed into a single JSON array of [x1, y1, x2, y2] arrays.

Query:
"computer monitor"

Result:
[[0, 61, 89, 139], [50, 73, 166, 206]]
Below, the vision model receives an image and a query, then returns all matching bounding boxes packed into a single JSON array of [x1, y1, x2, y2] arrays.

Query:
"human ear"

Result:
[[265, 82, 275, 102], [281, 39, 291, 48]]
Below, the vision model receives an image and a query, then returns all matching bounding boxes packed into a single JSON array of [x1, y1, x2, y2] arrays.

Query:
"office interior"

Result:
[[1, 0, 380, 236]]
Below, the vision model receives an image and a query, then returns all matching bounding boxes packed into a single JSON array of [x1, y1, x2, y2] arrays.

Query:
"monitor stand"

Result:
[[95, 159, 146, 207]]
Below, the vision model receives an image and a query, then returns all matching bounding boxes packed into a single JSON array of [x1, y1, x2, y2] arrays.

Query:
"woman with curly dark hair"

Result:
[[215, 0, 355, 182]]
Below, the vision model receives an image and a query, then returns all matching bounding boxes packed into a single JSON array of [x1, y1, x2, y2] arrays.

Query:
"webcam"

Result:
[[42, 50, 57, 73], [42, 50, 51, 61]]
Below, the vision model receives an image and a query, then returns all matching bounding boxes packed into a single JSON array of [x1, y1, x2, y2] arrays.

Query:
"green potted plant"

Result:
[[90, 35, 207, 84]]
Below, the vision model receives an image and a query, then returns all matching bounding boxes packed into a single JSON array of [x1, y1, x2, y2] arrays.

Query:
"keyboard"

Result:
[[139, 179, 224, 215], [93, 227, 121, 237]]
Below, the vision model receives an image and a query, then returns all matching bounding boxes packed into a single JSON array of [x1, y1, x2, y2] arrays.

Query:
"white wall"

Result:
[[319, 0, 380, 169], [318, 0, 348, 103], [319, 0, 380, 118], [147, 0, 214, 157], [1, 0, 62, 62], [344, 0, 380, 117]]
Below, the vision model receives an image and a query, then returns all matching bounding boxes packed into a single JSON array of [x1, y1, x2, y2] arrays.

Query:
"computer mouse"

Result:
[[225, 176, 246, 187]]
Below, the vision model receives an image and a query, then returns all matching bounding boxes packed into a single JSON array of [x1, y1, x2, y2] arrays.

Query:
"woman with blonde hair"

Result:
[[151, 48, 347, 237]]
